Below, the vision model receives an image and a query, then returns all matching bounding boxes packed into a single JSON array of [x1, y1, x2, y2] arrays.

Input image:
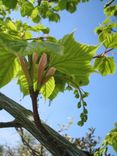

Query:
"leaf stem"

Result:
[[93, 48, 113, 59]]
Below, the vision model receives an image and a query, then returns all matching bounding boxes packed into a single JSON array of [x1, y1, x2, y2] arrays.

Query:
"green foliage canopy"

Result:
[[0, 0, 117, 154]]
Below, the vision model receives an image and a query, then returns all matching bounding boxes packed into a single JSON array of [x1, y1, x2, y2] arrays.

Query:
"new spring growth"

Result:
[[42, 67, 56, 84], [32, 52, 39, 64], [46, 67, 56, 77], [37, 53, 47, 87], [18, 55, 32, 86]]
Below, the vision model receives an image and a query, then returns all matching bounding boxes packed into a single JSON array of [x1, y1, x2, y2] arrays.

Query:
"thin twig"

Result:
[[16, 128, 40, 156], [104, 0, 115, 8], [37, 0, 42, 5], [93, 48, 113, 59], [24, 36, 46, 41]]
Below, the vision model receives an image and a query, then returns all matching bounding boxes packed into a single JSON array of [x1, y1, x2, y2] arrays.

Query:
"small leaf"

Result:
[[66, 2, 76, 13], [99, 33, 117, 49], [104, 125, 117, 152], [31, 7, 41, 23], [66, 85, 72, 91], [46, 67, 56, 78], [6, 20, 17, 31], [29, 24, 50, 34], [58, 0, 67, 10], [20, 2, 34, 17], [2, 0, 17, 9], [23, 31, 32, 39], [77, 121, 83, 126], [104, 5, 117, 17], [40, 77, 55, 98], [94, 56, 116, 76], [82, 92, 89, 98], [83, 108, 88, 114], [77, 102, 81, 108], [74, 89, 79, 98], [32, 15, 41, 23], [17, 70, 29, 96], [83, 101, 87, 106]]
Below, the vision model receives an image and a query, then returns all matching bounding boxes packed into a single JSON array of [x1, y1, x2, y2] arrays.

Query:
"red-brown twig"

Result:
[[93, 48, 113, 59]]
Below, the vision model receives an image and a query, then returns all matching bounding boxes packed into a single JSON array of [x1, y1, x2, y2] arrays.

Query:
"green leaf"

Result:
[[23, 31, 32, 39], [0, 53, 17, 88], [2, 0, 17, 9], [77, 102, 81, 108], [49, 72, 66, 100], [31, 7, 39, 18], [29, 0, 35, 4], [104, 33, 117, 49], [31, 7, 41, 23], [102, 18, 111, 25], [28, 24, 50, 34], [77, 121, 83, 126], [20, 2, 34, 17], [66, 2, 77, 13], [104, 5, 117, 17], [103, 124, 117, 152], [94, 56, 116, 76], [99, 33, 117, 49], [0, 34, 23, 88], [66, 85, 72, 91], [47, 11, 60, 22], [32, 15, 41, 23], [17, 70, 29, 96], [40, 77, 55, 98], [25, 41, 64, 56], [0, 33, 63, 57], [73, 74, 90, 86], [50, 33, 98, 86], [105, 132, 117, 152], [0, 33, 28, 55], [58, 0, 67, 10], [6, 19, 17, 31]]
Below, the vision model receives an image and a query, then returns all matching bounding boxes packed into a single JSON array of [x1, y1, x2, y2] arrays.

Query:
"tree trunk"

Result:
[[0, 93, 90, 156]]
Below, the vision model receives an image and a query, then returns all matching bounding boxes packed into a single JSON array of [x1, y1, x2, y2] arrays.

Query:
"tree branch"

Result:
[[104, 0, 115, 8], [0, 120, 21, 128], [0, 92, 89, 156], [37, 0, 42, 6], [24, 36, 45, 41], [93, 48, 113, 59]]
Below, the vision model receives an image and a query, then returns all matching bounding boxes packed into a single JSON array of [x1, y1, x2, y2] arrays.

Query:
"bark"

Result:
[[0, 92, 90, 156]]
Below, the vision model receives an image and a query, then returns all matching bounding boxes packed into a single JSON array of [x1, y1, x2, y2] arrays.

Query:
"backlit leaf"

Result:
[[17, 70, 29, 96], [2, 0, 17, 9], [50, 33, 98, 86], [20, 2, 34, 17], [0, 54, 18, 88], [6, 20, 17, 31], [94, 56, 116, 76], [103, 124, 117, 152], [40, 77, 55, 98], [99, 33, 117, 49]]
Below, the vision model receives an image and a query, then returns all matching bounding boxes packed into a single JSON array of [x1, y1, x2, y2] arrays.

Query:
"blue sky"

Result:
[[0, 0, 117, 154]]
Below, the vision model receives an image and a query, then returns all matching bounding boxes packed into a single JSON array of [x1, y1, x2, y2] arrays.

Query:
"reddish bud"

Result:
[[32, 52, 39, 64], [42, 67, 56, 84], [37, 53, 47, 86], [46, 67, 56, 77]]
